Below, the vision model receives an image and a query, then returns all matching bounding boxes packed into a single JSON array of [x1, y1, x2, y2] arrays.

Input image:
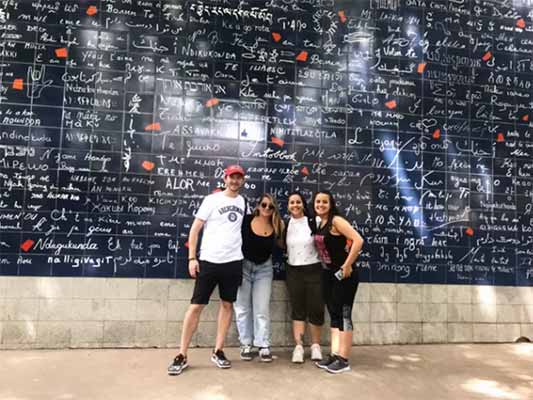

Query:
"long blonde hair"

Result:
[[253, 194, 284, 238]]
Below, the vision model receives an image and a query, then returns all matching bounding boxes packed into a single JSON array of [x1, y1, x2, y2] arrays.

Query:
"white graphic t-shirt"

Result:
[[195, 191, 245, 263], [286, 216, 320, 266]]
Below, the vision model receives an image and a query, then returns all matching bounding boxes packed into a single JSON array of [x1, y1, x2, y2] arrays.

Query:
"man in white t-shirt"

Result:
[[168, 165, 246, 376]]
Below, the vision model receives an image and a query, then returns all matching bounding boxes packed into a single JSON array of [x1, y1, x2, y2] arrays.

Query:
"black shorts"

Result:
[[191, 260, 243, 304], [285, 263, 325, 326]]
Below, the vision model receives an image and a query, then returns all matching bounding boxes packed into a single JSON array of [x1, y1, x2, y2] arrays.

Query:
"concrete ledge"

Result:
[[1, 277, 532, 349], [423, 322, 447, 343]]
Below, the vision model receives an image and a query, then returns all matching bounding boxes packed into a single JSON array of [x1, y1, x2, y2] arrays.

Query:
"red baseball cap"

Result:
[[224, 164, 245, 177]]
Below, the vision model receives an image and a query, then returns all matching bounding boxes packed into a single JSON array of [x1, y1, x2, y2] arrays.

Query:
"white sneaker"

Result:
[[259, 347, 273, 363], [292, 344, 304, 363], [310, 344, 323, 361]]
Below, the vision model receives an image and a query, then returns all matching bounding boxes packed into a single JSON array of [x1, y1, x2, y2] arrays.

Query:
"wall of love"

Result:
[[0, 0, 533, 285]]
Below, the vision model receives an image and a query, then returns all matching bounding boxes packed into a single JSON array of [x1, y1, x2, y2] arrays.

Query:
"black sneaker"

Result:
[[259, 347, 273, 363], [211, 349, 232, 369], [240, 345, 253, 361], [326, 356, 351, 374], [167, 354, 188, 376], [315, 353, 337, 369]]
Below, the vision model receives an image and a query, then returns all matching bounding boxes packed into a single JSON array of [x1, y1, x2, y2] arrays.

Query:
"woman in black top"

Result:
[[234, 194, 284, 362], [312, 190, 364, 374]]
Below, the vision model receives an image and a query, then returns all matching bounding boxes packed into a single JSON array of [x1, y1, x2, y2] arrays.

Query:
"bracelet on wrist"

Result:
[[188, 258, 197, 261]]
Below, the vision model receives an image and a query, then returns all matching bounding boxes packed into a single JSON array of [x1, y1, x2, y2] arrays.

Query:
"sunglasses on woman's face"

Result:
[[260, 202, 274, 210]]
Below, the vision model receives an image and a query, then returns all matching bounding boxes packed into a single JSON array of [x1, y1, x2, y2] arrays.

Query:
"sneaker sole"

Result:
[[240, 356, 253, 361], [315, 362, 330, 369], [291, 359, 304, 364], [211, 357, 232, 369], [259, 358, 273, 363], [326, 365, 351, 374], [167, 363, 188, 376]]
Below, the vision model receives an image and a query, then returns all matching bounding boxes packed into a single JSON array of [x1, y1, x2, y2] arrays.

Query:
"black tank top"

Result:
[[242, 215, 275, 264], [314, 223, 349, 268]]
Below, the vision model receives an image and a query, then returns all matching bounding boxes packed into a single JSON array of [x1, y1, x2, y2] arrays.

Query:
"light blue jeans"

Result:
[[233, 258, 274, 348]]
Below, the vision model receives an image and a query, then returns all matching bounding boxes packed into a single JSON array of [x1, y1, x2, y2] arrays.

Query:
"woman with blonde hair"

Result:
[[234, 194, 284, 362]]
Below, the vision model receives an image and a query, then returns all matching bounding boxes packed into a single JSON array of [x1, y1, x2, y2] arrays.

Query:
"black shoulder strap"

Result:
[[308, 215, 317, 234]]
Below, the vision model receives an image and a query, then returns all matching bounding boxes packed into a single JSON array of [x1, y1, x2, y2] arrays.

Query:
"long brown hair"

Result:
[[253, 194, 284, 238], [312, 190, 341, 231]]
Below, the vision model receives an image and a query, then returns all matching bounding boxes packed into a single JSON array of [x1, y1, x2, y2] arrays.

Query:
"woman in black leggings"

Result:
[[312, 190, 364, 374]]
